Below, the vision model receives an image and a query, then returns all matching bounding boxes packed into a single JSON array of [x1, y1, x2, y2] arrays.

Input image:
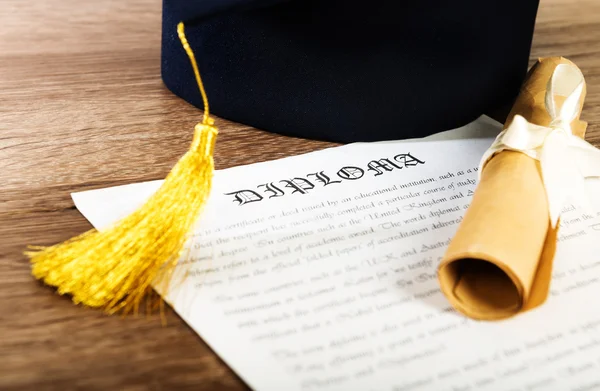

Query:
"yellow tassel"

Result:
[[25, 22, 216, 316]]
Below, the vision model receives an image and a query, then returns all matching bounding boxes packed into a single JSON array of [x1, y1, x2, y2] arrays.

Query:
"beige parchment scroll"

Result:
[[437, 57, 587, 320]]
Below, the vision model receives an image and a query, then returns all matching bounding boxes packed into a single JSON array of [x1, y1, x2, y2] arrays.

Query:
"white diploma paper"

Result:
[[73, 117, 600, 391]]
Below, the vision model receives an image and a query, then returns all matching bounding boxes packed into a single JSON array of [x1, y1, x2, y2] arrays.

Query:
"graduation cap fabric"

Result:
[[161, 0, 540, 142]]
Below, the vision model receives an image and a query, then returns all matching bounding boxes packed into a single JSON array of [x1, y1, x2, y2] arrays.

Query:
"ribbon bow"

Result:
[[479, 63, 600, 228]]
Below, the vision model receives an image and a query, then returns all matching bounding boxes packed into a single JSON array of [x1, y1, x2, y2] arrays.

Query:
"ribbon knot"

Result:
[[479, 63, 600, 228], [548, 118, 572, 133]]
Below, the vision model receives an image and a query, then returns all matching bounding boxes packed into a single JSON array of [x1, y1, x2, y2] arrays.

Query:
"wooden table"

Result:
[[1, 0, 599, 389]]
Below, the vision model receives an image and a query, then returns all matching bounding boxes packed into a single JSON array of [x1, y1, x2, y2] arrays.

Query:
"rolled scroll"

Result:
[[438, 57, 600, 320]]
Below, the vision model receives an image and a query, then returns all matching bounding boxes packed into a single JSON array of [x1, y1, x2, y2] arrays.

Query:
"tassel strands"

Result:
[[26, 22, 218, 316]]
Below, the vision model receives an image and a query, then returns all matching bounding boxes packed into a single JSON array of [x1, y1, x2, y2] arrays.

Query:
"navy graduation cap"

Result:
[[161, 0, 540, 143]]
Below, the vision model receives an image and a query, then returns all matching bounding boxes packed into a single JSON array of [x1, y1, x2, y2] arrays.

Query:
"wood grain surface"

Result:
[[1, 1, 599, 389]]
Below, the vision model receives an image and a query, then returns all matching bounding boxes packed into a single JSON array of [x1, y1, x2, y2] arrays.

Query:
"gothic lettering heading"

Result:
[[224, 152, 425, 206]]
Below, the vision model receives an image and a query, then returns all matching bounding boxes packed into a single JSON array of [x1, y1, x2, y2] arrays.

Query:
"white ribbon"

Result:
[[479, 63, 600, 228]]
